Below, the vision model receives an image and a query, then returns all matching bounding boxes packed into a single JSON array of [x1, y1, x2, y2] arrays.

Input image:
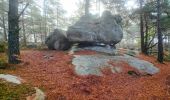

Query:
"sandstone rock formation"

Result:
[[67, 11, 123, 46], [45, 29, 71, 50]]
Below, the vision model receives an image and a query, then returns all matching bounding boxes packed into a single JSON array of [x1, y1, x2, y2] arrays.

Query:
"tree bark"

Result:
[[2, 0, 7, 41], [21, 3, 27, 47], [157, 0, 164, 63], [31, 17, 37, 44], [8, 0, 20, 64], [168, 35, 170, 51], [43, 0, 47, 39], [2, 15, 7, 41], [39, 18, 43, 45], [144, 13, 149, 55], [139, 0, 145, 53], [85, 0, 90, 16], [168, 34, 170, 51]]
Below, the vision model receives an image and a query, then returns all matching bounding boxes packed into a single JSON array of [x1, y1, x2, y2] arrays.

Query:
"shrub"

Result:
[[165, 54, 170, 61], [0, 53, 8, 69], [0, 57, 7, 69], [164, 50, 170, 61], [0, 42, 7, 53]]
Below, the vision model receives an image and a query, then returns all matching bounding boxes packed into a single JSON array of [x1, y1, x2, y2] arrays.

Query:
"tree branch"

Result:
[[147, 32, 156, 47], [18, 3, 29, 19], [0, 17, 3, 21], [147, 37, 166, 49], [147, 42, 158, 49]]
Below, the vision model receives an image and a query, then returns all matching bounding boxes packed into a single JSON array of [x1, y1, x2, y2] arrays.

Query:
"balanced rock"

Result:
[[45, 29, 71, 50], [67, 11, 123, 46]]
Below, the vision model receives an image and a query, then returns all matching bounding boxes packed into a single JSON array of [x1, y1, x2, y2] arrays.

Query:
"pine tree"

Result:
[[8, 0, 20, 64]]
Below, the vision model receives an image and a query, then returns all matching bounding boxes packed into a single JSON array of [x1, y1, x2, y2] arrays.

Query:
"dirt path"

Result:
[[2, 50, 170, 100]]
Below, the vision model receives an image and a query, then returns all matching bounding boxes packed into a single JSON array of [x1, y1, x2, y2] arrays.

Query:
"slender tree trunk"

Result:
[[8, 0, 20, 64], [2, 0, 7, 41], [2, 16, 7, 41], [32, 19, 37, 43], [22, 4, 27, 46], [168, 35, 170, 51], [39, 18, 43, 45], [139, 0, 145, 53], [157, 0, 164, 63], [85, 0, 90, 16], [168, 34, 170, 51], [30, 9, 37, 44], [43, 0, 47, 39], [98, 0, 101, 16], [144, 14, 149, 55], [57, 6, 59, 27]]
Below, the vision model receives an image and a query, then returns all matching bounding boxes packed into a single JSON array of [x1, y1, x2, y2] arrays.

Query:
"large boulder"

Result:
[[67, 11, 123, 46], [45, 29, 71, 50]]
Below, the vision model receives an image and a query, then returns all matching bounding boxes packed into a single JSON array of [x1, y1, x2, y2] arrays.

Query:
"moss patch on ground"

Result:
[[165, 54, 170, 61], [0, 80, 35, 100], [0, 53, 8, 69]]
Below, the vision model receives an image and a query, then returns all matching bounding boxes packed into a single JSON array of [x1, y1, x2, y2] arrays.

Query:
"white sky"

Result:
[[60, 0, 78, 17], [125, 0, 138, 10], [36, 0, 138, 17]]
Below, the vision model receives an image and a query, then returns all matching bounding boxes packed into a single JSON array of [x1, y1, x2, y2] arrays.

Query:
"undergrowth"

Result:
[[0, 80, 35, 100]]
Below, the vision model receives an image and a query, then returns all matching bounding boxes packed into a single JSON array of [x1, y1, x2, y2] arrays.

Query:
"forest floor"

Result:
[[0, 50, 170, 100]]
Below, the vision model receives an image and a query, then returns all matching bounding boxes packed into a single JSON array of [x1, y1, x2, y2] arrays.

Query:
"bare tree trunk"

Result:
[[85, 0, 90, 16], [2, 15, 7, 41], [30, 9, 37, 44], [157, 0, 164, 63], [8, 0, 20, 64], [57, 6, 59, 27], [21, 4, 27, 46], [139, 0, 145, 53], [32, 19, 37, 44], [144, 13, 149, 55], [43, 0, 47, 39], [39, 18, 43, 45], [2, 0, 7, 41], [168, 35, 170, 51]]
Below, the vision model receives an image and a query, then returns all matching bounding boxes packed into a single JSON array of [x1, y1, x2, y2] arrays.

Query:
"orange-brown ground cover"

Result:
[[1, 50, 170, 100]]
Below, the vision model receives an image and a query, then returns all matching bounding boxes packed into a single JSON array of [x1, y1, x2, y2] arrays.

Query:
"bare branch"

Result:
[[147, 37, 166, 49], [147, 32, 156, 47], [18, 3, 29, 19], [147, 42, 158, 49], [0, 17, 3, 21]]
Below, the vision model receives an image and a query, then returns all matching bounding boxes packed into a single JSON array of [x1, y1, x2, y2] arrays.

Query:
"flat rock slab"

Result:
[[0, 74, 22, 84], [72, 54, 159, 76]]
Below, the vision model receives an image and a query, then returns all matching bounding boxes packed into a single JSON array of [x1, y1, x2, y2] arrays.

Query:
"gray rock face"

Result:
[[67, 11, 123, 46], [72, 54, 159, 76], [45, 29, 71, 50]]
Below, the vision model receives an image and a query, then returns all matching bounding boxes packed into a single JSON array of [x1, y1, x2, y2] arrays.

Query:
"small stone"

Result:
[[0, 74, 22, 84]]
